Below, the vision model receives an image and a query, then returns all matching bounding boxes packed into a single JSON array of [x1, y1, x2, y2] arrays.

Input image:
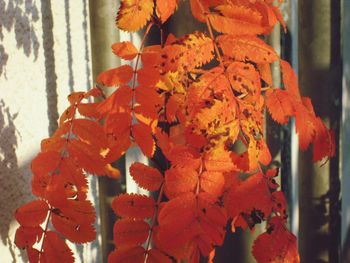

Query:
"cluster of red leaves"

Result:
[[14, 90, 120, 262], [14, 0, 335, 262]]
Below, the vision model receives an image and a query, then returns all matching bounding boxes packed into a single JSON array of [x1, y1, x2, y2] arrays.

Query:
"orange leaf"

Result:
[[59, 105, 75, 125], [137, 67, 161, 87], [217, 35, 278, 63], [265, 89, 295, 125], [161, 32, 214, 72], [200, 171, 225, 198], [113, 218, 150, 248], [41, 231, 74, 263], [204, 150, 237, 172], [157, 193, 200, 250], [294, 103, 316, 150], [224, 173, 272, 219], [209, 9, 264, 36], [129, 162, 163, 191], [97, 86, 133, 116], [164, 167, 198, 199], [15, 200, 49, 227], [77, 102, 101, 119], [104, 163, 121, 179], [108, 246, 145, 263], [280, 60, 301, 100], [117, 0, 154, 32], [135, 85, 162, 111], [112, 41, 138, 60], [156, 0, 178, 23], [72, 118, 108, 149], [112, 193, 156, 219], [141, 45, 162, 67], [257, 63, 273, 86], [271, 6, 287, 33], [313, 118, 335, 162], [132, 122, 155, 157], [97, 65, 133, 87], [252, 217, 300, 263]]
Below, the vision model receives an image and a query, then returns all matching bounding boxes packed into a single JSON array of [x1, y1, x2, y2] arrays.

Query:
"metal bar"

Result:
[[88, 1, 124, 262], [298, 1, 342, 262]]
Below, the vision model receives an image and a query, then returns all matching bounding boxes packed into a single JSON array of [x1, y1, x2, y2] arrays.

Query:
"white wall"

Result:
[[0, 0, 101, 261]]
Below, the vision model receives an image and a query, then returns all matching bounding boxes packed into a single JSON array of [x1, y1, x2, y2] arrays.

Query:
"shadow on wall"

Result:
[[0, 99, 32, 262], [0, 0, 40, 77]]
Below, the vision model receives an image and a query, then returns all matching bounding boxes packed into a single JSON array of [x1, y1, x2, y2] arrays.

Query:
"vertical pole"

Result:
[[342, 1, 350, 261], [298, 0, 342, 262], [89, 1, 124, 262]]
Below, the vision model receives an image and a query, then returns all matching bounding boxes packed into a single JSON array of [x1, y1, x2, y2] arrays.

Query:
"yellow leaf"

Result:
[[117, 0, 154, 32]]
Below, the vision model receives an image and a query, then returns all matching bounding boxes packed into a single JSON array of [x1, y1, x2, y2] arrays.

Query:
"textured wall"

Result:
[[0, 0, 101, 262]]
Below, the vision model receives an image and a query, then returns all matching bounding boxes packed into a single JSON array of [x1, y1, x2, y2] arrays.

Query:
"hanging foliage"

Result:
[[14, 0, 335, 262]]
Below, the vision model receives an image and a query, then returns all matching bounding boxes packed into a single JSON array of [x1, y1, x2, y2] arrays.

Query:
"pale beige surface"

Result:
[[0, 0, 101, 262]]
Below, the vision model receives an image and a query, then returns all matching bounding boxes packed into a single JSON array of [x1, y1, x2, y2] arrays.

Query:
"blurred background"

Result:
[[0, 0, 349, 262]]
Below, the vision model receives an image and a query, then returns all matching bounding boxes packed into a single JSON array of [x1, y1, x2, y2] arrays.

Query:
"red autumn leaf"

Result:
[[280, 60, 301, 100], [15, 226, 43, 249], [164, 167, 198, 199], [59, 157, 88, 200], [108, 246, 145, 263], [27, 247, 40, 263], [52, 213, 96, 243], [59, 200, 96, 224], [157, 193, 200, 250], [112, 193, 156, 219], [137, 67, 161, 87], [252, 217, 300, 263], [209, 5, 265, 36], [204, 150, 237, 172], [313, 117, 336, 162], [141, 45, 162, 67], [72, 118, 109, 149], [294, 103, 317, 150], [97, 65, 133, 87], [59, 105, 75, 125], [112, 41, 138, 60], [135, 85, 162, 112], [129, 162, 163, 191], [146, 249, 173, 263], [217, 35, 278, 63], [161, 32, 214, 72], [77, 102, 102, 119], [224, 173, 272, 219], [271, 6, 287, 32], [200, 171, 225, 198], [132, 122, 155, 157], [113, 218, 150, 248], [156, 0, 178, 23], [265, 89, 295, 125], [67, 140, 107, 175], [15, 200, 49, 227], [41, 231, 74, 263], [257, 63, 273, 86], [97, 86, 133, 116], [117, 0, 154, 32]]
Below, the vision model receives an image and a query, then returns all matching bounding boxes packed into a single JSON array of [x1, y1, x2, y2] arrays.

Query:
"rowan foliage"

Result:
[[14, 0, 335, 262]]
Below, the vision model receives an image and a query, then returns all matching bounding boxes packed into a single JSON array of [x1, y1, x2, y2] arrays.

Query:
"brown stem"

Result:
[[144, 183, 165, 262]]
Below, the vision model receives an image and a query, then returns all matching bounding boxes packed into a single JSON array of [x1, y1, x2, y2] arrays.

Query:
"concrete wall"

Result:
[[0, 0, 101, 262]]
